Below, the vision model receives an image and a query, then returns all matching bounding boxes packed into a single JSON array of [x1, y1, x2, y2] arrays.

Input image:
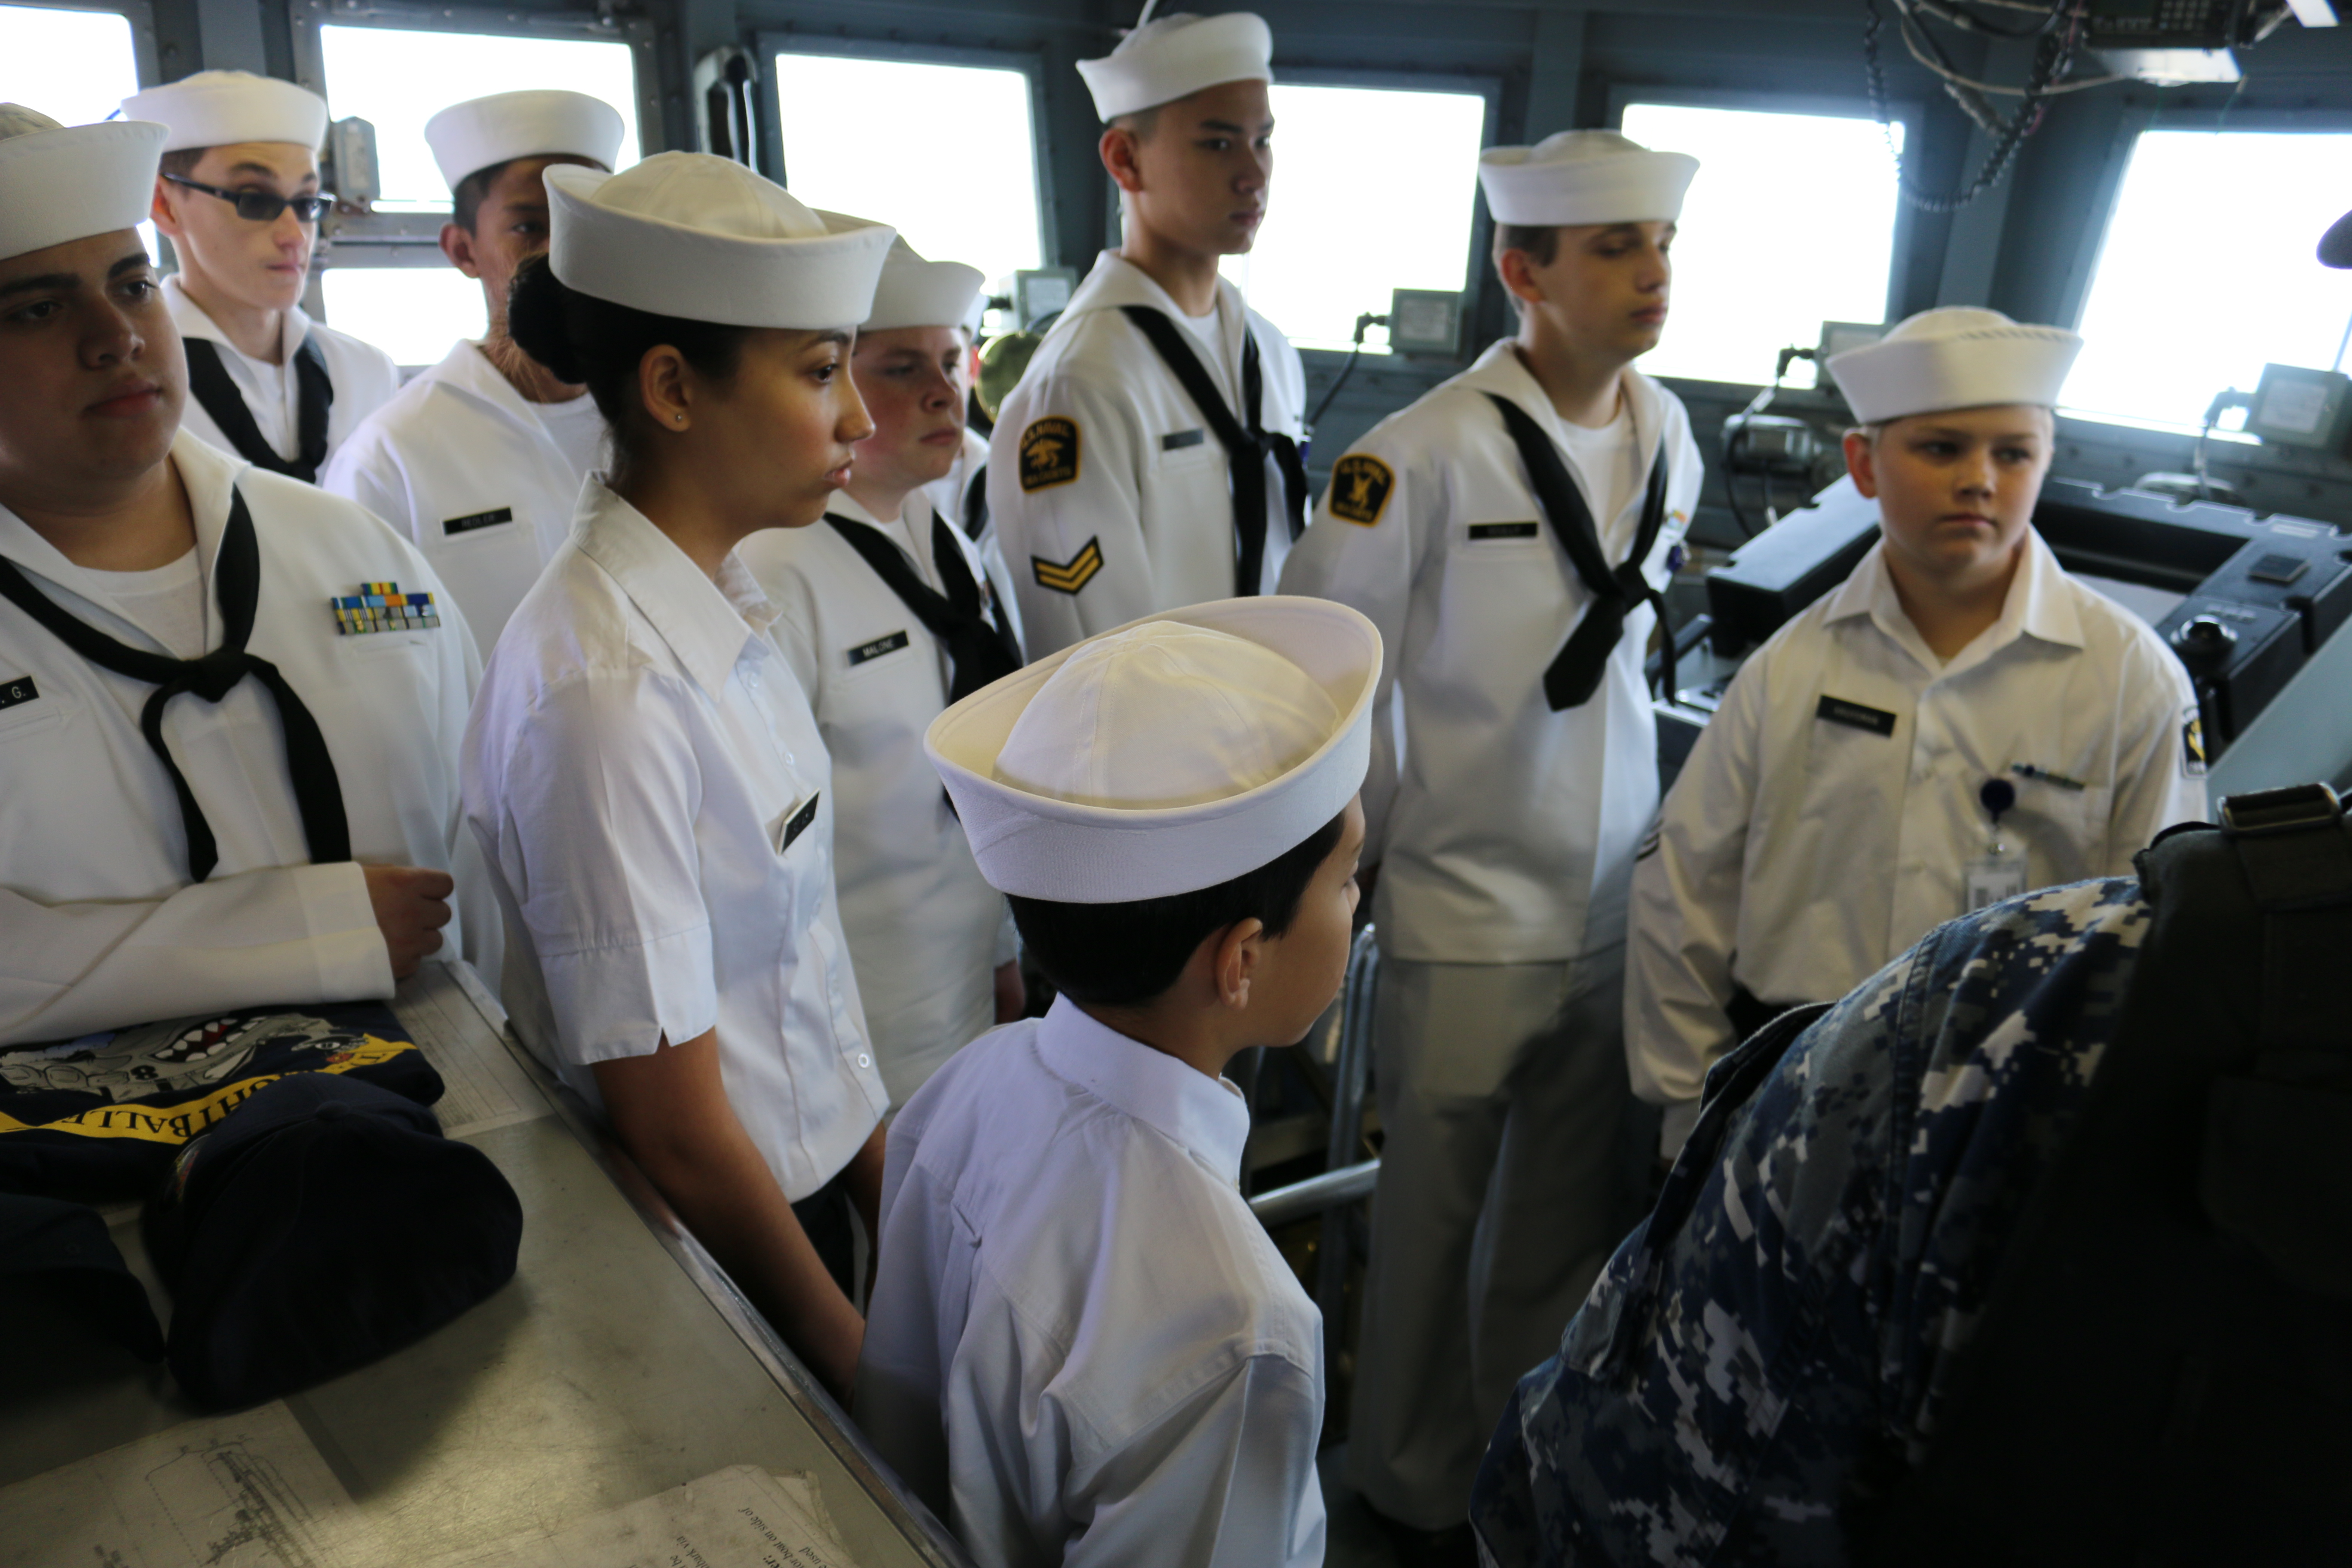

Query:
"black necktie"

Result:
[[181, 335, 334, 485], [1118, 305, 1310, 597], [0, 488, 350, 881], [825, 513, 1023, 703], [961, 463, 989, 543], [1483, 391, 1676, 711]]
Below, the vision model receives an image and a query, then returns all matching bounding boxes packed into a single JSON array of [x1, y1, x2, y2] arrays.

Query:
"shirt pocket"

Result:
[[0, 685, 73, 743]]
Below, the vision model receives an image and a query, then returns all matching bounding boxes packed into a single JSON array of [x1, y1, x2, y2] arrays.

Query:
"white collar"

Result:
[[1060, 250, 1248, 368], [0, 432, 243, 650], [1455, 339, 1665, 488], [163, 272, 312, 361], [1823, 527, 2086, 674], [569, 481, 781, 702], [1031, 995, 1252, 1185]]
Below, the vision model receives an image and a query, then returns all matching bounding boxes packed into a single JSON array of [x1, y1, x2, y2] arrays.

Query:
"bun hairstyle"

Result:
[[504, 253, 753, 477]]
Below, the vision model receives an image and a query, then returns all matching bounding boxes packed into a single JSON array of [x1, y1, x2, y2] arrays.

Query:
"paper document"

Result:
[[415, 1464, 857, 1568], [0, 1403, 381, 1568]]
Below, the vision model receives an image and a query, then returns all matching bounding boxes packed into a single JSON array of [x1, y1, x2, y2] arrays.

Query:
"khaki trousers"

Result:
[[1346, 945, 1637, 1528]]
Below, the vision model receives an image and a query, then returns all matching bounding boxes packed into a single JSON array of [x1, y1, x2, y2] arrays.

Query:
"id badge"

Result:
[[770, 790, 821, 855], [1962, 851, 2030, 912]]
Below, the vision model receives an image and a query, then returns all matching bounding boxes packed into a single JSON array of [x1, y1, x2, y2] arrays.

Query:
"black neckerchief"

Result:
[[1116, 304, 1308, 597], [1483, 391, 1675, 710], [182, 335, 333, 484], [824, 512, 1023, 703], [0, 487, 349, 880]]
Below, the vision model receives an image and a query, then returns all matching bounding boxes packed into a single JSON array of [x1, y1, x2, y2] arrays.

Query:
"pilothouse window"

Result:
[[0, 4, 138, 127], [1217, 83, 1488, 355], [771, 52, 1044, 301], [2068, 129, 2352, 432], [1617, 101, 1903, 389]]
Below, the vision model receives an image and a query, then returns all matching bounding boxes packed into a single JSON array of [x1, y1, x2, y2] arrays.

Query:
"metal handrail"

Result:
[[1248, 1158, 1379, 1227]]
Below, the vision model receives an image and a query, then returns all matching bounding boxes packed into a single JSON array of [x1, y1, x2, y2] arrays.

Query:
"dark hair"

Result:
[[1493, 223, 1560, 268], [158, 148, 203, 179], [1008, 812, 1347, 1008], [1107, 106, 1161, 140], [505, 253, 751, 476], [450, 157, 517, 234]]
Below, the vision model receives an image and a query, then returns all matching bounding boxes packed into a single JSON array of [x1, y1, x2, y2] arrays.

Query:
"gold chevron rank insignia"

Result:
[[1019, 416, 1080, 492], [1032, 536, 1105, 595], [1327, 453, 1394, 526]]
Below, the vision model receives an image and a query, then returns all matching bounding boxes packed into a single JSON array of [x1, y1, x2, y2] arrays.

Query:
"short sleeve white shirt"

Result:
[[462, 481, 887, 1200], [858, 998, 1326, 1568]]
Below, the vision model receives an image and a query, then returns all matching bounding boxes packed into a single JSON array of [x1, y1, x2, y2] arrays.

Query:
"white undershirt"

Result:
[[1175, 295, 1239, 407], [527, 390, 608, 477], [1553, 394, 1642, 553], [82, 548, 208, 658]]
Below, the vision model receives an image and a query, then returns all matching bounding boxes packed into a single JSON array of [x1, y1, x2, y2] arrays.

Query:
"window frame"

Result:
[[1607, 84, 1924, 388], [756, 31, 1052, 288], [289, 3, 655, 278], [0, 0, 161, 103], [1253, 64, 1505, 360]]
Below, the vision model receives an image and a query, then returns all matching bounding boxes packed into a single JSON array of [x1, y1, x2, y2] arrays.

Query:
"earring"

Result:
[[673, 413, 684, 424]]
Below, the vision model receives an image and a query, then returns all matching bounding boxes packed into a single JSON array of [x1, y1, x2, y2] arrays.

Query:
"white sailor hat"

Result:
[[120, 70, 328, 154], [1077, 8, 1274, 122], [928, 597, 1380, 903], [861, 236, 985, 334], [545, 153, 894, 330], [1478, 129, 1699, 228], [423, 89, 626, 194], [1827, 306, 2082, 425], [0, 105, 166, 263]]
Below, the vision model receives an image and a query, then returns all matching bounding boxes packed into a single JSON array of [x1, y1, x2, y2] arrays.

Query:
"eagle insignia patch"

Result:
[[1328, 453, 1394, 526], [1032, 536, 1105, 595], [1019, 417, 1081, 493]]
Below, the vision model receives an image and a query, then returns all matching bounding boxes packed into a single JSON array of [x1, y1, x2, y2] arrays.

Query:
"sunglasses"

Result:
[[163, 173, 335, 224]]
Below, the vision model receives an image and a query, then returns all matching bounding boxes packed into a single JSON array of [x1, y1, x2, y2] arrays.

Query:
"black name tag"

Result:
[[1161, 428, 1207, 451], [778, 793, 820, 853], [1469, 522, 1539, 541], [1816, 695, 1897, 736], [847, 630, 911, 667], [0, 674, 37, 711], [442, 506, 515, 536]]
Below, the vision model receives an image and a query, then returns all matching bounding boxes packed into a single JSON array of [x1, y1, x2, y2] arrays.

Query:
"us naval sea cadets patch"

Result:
[[1328, 453, 1394, 526], [1019, 416, 1080, 492], [1032, 537, 1105, 595]]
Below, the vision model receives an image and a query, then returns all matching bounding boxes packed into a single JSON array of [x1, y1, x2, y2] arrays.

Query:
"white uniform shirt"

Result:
[[858, 998, 1325, 1568], [0, 432, 486, 1046], [736, 494, 1013, 1104], [323, 339, 599, 654], [164, 275, 401, 474], [1626, 529, 2205, 1149], [1277, 341, 1703, 964], [462, 481, 887, 1202], [988, 252, 1305, 658], [927, 426, 1023, 652]]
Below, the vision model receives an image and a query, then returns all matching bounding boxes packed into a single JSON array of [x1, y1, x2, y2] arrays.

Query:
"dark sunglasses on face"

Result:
[[163, 173, 334, 224]]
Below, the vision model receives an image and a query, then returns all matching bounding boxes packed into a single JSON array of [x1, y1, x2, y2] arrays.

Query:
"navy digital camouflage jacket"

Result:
[[1470, 877, 2149, 1565]]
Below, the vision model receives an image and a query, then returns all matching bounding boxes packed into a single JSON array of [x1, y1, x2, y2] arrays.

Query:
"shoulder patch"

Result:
[[1032, 536, 1105, 596], [1327, 453, 1395, 527], [1019, 416, 1081, 493]]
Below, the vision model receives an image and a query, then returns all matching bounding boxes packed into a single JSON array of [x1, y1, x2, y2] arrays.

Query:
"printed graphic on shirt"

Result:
[[442, 505, 516, 536], [2182, 704, 2208, 777], [1020, 417, 1081, 492], [1162, 428, 1207, 451], [1816, 694, 1897, 737], [848, 630, 912, 667], [1032, 536, 1106, 596], [0, 674, 36, 711], [1469, 522, 1540, 541], [1328, 453, 1395, 527]]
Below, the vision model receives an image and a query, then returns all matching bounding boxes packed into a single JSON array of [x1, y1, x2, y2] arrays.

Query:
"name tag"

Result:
[[1161, 428, 1207, 451], [442, 506, 516, 536], [1816, 695, 1896, 737], [1468, 522, 1539, 541], [0, 674, 36, 711], [1963, 851, 2030, 912], [847, 630, 911, 667], [775, 793, 820, 854]]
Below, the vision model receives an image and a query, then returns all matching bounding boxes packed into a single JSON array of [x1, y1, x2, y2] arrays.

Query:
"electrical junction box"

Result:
[[2245, 362, 2352, 452], [324, 117, 378, 208], [1817, 320, 1884, 365], [1012, 268, 1078, 332], [1387, 289, 1462, 357]]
